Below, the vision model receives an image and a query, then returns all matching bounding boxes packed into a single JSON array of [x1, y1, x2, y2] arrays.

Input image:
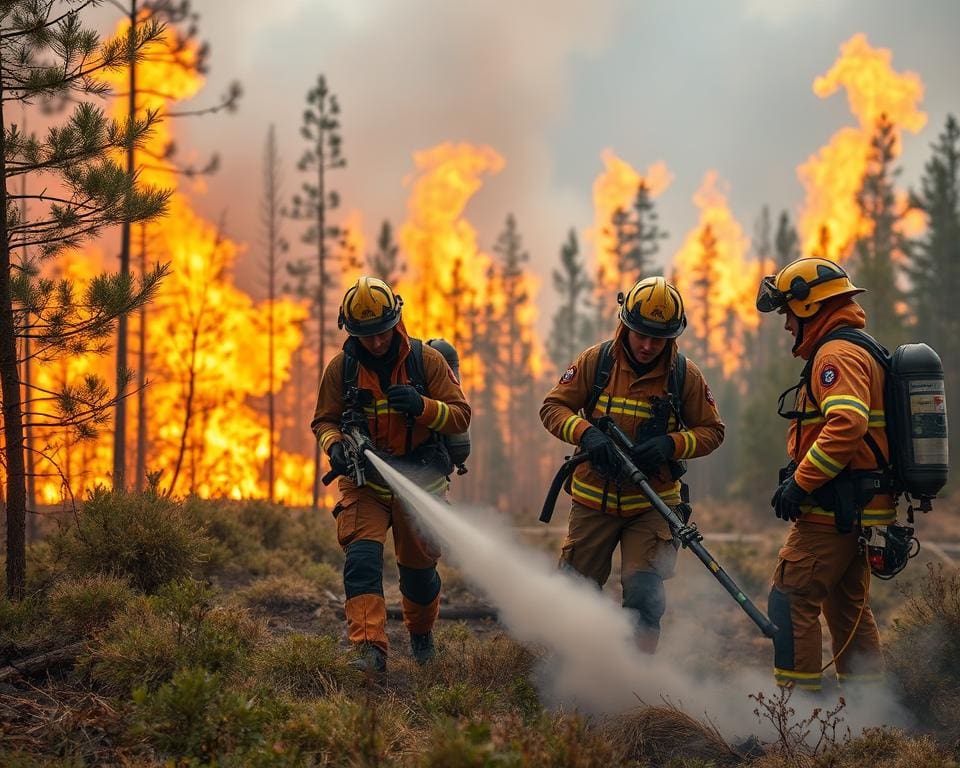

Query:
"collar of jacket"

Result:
[[342, 318, 414, 381], [792, 298, 867, 360], [611, 319, 678, 382]]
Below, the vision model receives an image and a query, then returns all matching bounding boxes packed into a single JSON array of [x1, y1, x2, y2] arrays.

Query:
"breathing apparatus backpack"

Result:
[[342, 337, 471, 475], [795, 327, 949, 577]]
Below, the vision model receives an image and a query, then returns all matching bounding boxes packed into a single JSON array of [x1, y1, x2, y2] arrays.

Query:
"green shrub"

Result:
[[420, 682, 496, 719], [235, 573, 323, 614], [885, 564, 960, 744], [85, 579, 266, 694], [47, 575, 135, 639], [277, 692, 409, 764], [414, 623, 539, 718], [52, 487, 209, 592], [0, 595, 48, 649], [248, 633, 353, 697], [130, 667, 280, 764]]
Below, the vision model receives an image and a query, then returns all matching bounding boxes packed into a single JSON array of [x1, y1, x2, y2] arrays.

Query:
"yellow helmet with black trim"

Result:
[[338, 276, 403, 337], [756, 257, 864, 319], [617, 276, 687, 338]]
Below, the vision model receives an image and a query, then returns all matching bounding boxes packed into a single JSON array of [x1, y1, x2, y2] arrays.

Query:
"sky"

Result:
[[155, 0, 960, 314]]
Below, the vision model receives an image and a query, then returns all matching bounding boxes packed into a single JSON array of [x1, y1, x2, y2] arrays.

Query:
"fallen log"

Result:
[[0, 641, 85, 683]]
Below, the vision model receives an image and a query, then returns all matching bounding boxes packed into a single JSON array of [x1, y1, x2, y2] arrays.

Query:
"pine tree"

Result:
[[774, 210, 801, 269], [111, 0, 241, 490], [286, 75, 346, 508], [908, 115, 960, 355], [260, 125, 287, 502], [851, 114, 910, 345], [492, 213, 534, 489], [548, 229, 593, 371], [689, 223, 720, 369], [1, 2, 170, 599], [367, 220, 403, 284]]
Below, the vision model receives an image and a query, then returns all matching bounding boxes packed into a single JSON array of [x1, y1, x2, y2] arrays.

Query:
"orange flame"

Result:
[[672, 172, 764, 378], [590, 150, 672, 293], [30, 21, 310, 504], [797, 33, 926, 259]]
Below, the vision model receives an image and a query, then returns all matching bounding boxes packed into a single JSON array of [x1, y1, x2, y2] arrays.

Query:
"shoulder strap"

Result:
[[584, 340, 615, 417], [405, 338, 429, 397], [802, 327, 891, 470], [342, 352, 360, 406], [668, 351, 687, 429]]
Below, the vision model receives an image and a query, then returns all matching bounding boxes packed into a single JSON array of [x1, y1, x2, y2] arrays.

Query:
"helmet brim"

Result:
[[620, 313, 687, 338], [344, 311, 402, 337]]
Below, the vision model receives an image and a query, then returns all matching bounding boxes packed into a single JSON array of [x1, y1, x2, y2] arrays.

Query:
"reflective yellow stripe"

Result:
[[837, 672, 884, 683], [680, 431, 696, 458], [571, 476, 680, 512], [318, 429, 340, 451], [861, 508, 896, 525], [774, 668, 822, 690], [562, 415, 585, 443], [807, 442, 844, 478], [868, 410, 886, 427], [428, 400, 449, 430], [822, 394, 870, 420], [595, 394, 653, 418]]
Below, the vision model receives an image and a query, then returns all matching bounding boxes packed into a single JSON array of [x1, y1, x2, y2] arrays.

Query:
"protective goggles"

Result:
[[755, 275, 787, 313], [755, 271, 844, 313]]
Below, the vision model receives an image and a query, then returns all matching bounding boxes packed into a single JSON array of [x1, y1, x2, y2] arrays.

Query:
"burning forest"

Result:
[[1, 2, 960, 766]]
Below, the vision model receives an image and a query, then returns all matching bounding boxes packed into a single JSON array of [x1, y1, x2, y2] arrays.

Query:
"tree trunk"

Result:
[[112, 1, 138, 490], [311, 103, 327, 510], [135, 223, 148, 492], [0, 84, 28, 600]]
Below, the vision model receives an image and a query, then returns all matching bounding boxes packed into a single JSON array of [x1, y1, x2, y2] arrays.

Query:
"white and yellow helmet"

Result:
[[338, 276, 403, 337], [617, 276, 687, 338]]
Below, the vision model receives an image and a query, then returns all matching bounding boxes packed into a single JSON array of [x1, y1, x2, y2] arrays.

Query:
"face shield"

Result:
[[755, 275, 788, 314]]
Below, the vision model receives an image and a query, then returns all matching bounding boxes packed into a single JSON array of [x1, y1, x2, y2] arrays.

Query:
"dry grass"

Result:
[[603, 703, 741, 766]]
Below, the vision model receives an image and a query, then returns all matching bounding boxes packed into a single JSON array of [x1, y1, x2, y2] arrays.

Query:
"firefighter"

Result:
[[757, 257, 891, 692], [540, 276, 725, 652], [311, 276, 471, 672]]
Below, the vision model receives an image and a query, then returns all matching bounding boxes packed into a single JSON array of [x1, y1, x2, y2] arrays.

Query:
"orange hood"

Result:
[[793, 297, 867, 360]]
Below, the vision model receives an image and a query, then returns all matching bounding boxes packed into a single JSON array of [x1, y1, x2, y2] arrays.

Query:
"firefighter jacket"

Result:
[[786, 299, 895, 526], [311, 319, 471, 498], [540, 321, 724, 515]]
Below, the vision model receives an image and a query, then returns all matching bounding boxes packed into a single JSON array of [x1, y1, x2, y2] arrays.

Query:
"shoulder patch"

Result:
[[559, 365, 577, 385], [820, 364, 840, 389], [705, 386, 715, 406]]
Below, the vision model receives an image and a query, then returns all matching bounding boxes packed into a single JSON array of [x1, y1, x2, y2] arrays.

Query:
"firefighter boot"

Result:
[[350, 642, 387, 673], [410, 631, 437, 665]]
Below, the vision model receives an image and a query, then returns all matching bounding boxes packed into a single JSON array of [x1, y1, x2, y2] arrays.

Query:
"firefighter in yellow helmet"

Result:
[[540, 276, 725, 652], [757, 257, 889, 692], [311, 276, 471, 673]]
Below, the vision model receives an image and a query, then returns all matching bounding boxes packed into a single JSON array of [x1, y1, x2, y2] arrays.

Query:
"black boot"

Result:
[[350, 642, 387, 673], [409, 632, 436, 666]]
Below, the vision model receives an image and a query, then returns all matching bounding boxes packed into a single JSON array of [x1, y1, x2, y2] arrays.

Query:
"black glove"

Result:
[[386, 384, 424, 416], [771, 477, 807, 522], [579, 427, 623, 477], [328, 442, 350, 477], [630, 435, 675, 471]]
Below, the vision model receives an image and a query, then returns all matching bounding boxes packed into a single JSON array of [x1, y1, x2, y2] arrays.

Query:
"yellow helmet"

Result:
[[617, 276, 687, 338], [338, 276, 403, 337], [756, 257, 864, 319]]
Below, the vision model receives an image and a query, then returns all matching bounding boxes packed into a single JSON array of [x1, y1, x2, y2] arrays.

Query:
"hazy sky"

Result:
[[163, 0, 960, 307]]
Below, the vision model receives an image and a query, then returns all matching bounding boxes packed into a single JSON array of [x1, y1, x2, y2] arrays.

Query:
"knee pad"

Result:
[[398, 563, 441, 606], [768, 586, 795, 670], [343, 540, 384, 599], [622, 571, 666, 631]]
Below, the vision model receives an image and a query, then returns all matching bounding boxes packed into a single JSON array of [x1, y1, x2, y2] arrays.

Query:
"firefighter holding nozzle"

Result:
[[311, 277, 471, 673], [757, 257, 893, 692], [540, 277, 725, 652]]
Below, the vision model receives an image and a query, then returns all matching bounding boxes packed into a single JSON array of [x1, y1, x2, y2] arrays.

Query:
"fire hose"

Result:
[[540, 416, 778, 639]]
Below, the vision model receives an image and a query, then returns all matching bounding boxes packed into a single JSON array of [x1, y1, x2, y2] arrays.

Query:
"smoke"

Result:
[[367, 452, 914, 738]]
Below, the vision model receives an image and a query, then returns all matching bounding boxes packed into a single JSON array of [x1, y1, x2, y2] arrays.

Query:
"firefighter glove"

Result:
[[580, 427, 623, 477], [328, 442, 350, 477], [771, 477, 806, 522], [386, 384, 424, 416], [630, 435, 675, 470]]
